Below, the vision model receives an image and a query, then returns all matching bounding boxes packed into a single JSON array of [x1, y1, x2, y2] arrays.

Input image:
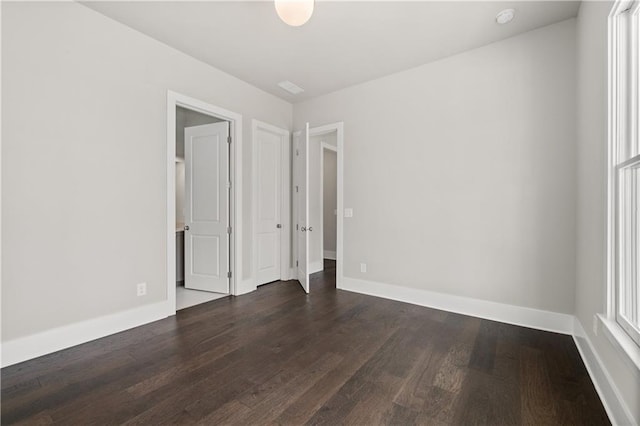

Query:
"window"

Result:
[[610, 1, 640, 346]]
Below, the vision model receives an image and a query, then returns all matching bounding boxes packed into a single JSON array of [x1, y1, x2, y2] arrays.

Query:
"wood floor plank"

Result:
[[1, 260, 610, 425], [520, 346, 559, 425]]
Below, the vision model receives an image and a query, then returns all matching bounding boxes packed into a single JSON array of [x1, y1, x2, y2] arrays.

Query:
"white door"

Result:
[[184, 122, 230, 294], [295, 123, 310, 293], [256, 127, 282, 285]]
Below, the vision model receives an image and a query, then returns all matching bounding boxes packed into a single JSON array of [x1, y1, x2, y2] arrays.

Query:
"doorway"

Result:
[[166, 91, 244, 316], [311, 136, 338, 275], [175, 107, 229, 310], [293, 122, 344, 293], [320, 142, 338, 274]]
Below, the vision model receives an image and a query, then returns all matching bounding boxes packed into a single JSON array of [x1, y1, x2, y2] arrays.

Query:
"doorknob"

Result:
[[276, 224, 282, 229], [184, 225, 189, 231], [308, 227, 313, 232], [301, 227, 306, 232]]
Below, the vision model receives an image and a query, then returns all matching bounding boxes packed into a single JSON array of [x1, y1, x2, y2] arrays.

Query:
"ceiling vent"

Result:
[[278, 80, 305, 95]]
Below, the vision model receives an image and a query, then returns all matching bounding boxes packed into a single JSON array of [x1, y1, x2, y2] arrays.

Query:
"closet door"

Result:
[[184, 122, 229, 294]]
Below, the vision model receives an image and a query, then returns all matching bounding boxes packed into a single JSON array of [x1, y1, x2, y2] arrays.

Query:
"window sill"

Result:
[[597, 314, 640, 372]]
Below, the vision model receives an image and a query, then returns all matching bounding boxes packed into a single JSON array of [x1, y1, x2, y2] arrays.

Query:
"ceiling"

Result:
[[82, 1, 581, 103]]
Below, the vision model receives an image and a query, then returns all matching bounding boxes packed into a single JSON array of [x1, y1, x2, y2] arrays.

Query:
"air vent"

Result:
[[278, 80, 305, 95]]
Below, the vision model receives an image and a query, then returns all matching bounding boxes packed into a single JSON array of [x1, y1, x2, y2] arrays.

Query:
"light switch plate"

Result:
[[344, 208, 353, 218]]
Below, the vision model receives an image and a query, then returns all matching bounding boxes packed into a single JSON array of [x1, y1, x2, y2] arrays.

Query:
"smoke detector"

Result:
[[496, 9, 515, 25]]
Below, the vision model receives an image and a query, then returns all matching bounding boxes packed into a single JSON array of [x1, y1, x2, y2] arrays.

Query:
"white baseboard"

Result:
[[279, 268, 296, 282], [2, 273, 632, 426], [338, 276, 638, 425], [236, 278, 256, 296], [572, 319, 635, 426], [323, 250, 336, 260], [3, 276, 261, 368], [1, 301, 169, 368], [309, 260, 323, 274], [339, 277, 574, 334]]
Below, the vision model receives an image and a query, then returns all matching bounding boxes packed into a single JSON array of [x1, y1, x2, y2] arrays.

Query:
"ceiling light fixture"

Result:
[[275, 0, 314, 27], [496, 9, 515, 25]]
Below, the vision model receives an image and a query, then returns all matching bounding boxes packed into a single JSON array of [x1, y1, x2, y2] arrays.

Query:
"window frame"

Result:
[[608, 0, 640, 348]]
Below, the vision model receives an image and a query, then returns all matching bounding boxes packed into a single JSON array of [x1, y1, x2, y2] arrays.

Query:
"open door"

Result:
[[184, 122, 230, 294], [295, 123, 310, 293]]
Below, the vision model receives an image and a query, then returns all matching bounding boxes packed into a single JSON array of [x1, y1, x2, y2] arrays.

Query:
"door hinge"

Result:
[[227, 271, 232, 278], [296, 185, 299, 193], [296, 149, 299, 156], [296, 224, 299, 230], [296, 260, 299, 267], [227, 135, 232, 144], [227, 226, 232, 234]]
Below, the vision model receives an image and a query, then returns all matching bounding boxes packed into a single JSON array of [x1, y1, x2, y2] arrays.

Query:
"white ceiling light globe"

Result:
[[496, 9, 516, 25], [275, 0, 314, 27]]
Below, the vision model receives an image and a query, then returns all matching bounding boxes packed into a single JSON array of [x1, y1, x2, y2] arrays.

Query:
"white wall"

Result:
[[1, 2, 291, 342], [308, 132, 337, 272], [575, 2, 640, 423], [323, 149, 337, 256], [294, 19, 577, 314]]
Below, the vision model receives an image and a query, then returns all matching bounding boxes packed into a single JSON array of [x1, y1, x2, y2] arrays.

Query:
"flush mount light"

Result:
[[275, 0, 314, 27], [496, 8, 516, 25]]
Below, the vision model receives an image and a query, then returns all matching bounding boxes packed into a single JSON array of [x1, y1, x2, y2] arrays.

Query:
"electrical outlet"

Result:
[[593, 315, 599, 336], [360, 263, 367, 273], [137, 282, 147, 297]]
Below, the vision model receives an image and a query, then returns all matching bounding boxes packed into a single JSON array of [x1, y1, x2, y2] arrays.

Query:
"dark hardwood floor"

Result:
[[2, 260, 609, 425]]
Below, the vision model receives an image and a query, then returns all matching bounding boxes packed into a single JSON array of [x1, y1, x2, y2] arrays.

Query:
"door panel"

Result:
[[256, 128, 282, 284], [295, 123, 310, 293], [185, 122, 229, 293]]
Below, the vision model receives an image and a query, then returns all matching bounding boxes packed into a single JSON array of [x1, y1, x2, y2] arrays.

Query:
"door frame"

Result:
[[166, 90, 243, 316], [294, 122, 344, 289], [251, 119, 293, 285], [320, 142, 338, 263]]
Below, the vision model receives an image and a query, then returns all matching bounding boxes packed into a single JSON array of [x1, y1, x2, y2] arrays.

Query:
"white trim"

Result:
[[598, 313, 640, 371], [607, 1, 622, 319], [338, 274, 637, 425], [573, 319, 636, 426], [292, 131, 300, 282], [1, 302, 167, 368], [340, 277, 575, 334], [167, 91, 243, 316], [251, 120, 292, 287], [319, 142, 337, 274], [606, 0, 640, 356], [308, 123, 344, 290], [321, 143, 338, 152], [236, 278, 256, 296], [323, 250, 336, 260]]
